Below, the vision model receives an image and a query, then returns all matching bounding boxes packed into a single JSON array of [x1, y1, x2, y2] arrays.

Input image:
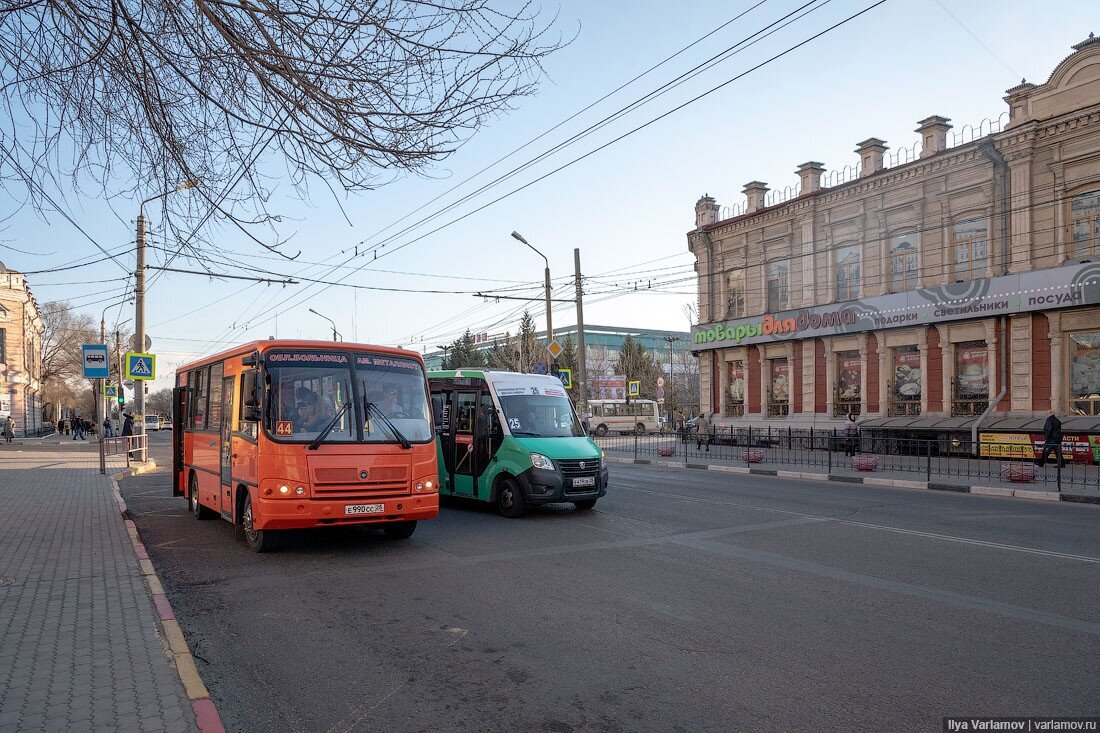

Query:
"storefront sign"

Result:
[[691, 261, 1100, 350], [979, 432, 1100, 464], [590, 375, 626, 400]]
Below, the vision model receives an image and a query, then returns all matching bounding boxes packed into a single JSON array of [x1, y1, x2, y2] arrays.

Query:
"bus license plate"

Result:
[[345, 503, 385, 515], [572, 477, 596, 488]]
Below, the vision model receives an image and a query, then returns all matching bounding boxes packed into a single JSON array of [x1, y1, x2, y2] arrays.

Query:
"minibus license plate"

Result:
[[572, 477, 596, 488], [345, 503, 385, 515]]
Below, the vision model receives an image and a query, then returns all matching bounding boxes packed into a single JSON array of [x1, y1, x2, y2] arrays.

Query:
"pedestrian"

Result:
[[695, 412, 712, 452], [63, 418, 71, 436], [121, 411, 135, 438], [1034, 409, 1065, 468], [844, 412, 860, 457], [2, 417, 14, 443], [56, 418, 65, 435], [71, 414, 85, 441], [103, 416, 114, 438]]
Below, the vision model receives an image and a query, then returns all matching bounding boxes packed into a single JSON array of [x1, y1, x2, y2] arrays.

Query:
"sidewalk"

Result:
[[0, 448, 199, 732]]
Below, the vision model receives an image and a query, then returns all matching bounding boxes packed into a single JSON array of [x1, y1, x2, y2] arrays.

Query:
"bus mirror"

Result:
[[241, 351, 260, 367]]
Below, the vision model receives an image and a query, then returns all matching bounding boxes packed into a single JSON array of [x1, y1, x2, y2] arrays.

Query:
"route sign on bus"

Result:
[[125, 352, 156, 381]]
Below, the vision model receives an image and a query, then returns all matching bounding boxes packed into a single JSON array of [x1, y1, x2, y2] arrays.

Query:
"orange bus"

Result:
[[171, 339, 439, 552]]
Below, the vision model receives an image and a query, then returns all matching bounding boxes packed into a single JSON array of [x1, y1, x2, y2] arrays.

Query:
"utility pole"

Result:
[[663, 335, 679, 419], [574, 248, 587, 414], [134, 212, 146, 434]]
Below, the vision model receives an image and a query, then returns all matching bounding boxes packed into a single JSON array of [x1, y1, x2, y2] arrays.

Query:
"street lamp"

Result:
[[511, 231, 553, 344], [663, 335, 680, 422], [134, 178, 198, 459], [309, 308, 342, 342], [436, 344, 451, 369]]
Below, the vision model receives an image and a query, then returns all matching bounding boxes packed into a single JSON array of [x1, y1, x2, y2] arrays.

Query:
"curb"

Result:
[[606, 456, 1100, 506], [110, 472, 227, 733]]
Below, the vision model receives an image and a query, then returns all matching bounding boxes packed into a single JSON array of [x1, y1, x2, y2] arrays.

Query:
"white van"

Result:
[[144, 415, 161, 432]]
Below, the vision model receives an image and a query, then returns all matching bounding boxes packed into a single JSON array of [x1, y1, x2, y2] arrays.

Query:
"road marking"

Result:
[[614, 478, 1100, 565]]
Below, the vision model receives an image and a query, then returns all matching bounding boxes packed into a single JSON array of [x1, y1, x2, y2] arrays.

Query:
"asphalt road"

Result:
[[122, 433, 1100, 733]]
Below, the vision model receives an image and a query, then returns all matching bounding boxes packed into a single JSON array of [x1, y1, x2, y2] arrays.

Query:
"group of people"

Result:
[[57, 415, 94, 440]]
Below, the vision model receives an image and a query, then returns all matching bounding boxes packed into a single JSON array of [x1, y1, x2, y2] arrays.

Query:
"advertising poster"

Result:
[[836, 351, 861, 401], [1069, 331, 1100, 414], [770, 359, 789, 403], [893, 347, 922, 399], [979, 432, 1100, 464], [956, 343, 989, 396], [728, 361, 745, 403], [590, 375, 626, 400]]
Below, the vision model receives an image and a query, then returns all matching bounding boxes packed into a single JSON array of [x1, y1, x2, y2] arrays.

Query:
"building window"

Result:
[[952, 341, 988, 416], [888, 346, 921, 416], [767, 358, 789, 417], [1071, 189, 1100, 259], [1069, 330, 1100, 416], [835, 245, 861, 301], [726, 270, 746, 318], [889, 232, 919, 292], [952, 216, 989, 281], [725, 360, 745, 417], [0, 328, 6, 364], [834, 350, 861, 417], [766, 261, 789, 312]]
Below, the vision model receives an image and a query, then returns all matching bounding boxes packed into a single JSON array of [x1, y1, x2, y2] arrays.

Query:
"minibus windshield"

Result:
[[498, 393, 584, 438]]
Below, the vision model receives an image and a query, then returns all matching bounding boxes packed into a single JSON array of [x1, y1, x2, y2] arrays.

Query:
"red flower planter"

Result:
[[1000, 464, 1037, 483], [852, 456, 878, 472], [742, 449, 764, 463], [657, 446, 676, 457]]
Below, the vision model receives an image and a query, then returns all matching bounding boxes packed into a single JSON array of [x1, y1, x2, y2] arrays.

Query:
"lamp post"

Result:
[[663, 335, 679, 421], [510, 231, 553, 344], [135, 179, 197, 457], [309, 308, 342, 342], [436, 344, 451, 370]]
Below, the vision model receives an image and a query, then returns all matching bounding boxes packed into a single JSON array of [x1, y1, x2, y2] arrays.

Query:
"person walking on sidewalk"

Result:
[[103, 416, 114, 438], [71, 414, 86, 440], [1035, 409, 1065, 468], [695, 412, 712, 452], [3, 417, 14, 443], [843, 412, 860, 457]]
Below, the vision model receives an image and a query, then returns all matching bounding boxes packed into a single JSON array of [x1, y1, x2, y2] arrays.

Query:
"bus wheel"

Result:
[[383, 521, 417, 539], [189, 474, 216, 520], [572, 499, 597, 511], [496, 478, 526, 519], [595, 424, 608, 437], [242, 494, 277, 553], [635, 422, 645, 435]]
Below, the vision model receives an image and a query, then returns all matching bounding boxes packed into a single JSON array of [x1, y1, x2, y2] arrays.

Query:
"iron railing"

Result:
[[595, 427, 1099, 493], [99, 434, 149, 474]]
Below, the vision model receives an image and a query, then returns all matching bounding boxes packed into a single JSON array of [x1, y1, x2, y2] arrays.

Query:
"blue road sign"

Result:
[[82, 344, 110, 379], [557, 368, 573, 389], [532, 361, 548, 375]]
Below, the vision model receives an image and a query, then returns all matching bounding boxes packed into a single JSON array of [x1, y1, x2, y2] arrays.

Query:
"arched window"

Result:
[[952, 215, 989, 281], [834, 245, 861, 300], [1071, 188, 1100, 259], [888, 232, 919, 292]]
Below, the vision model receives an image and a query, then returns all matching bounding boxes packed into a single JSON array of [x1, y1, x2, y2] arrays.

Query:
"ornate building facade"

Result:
[[0, 263, 44, 434], [688, 36, 1100, 438]]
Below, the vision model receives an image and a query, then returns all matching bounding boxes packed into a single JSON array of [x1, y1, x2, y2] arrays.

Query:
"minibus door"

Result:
[[219, 376, 234, 514], [452, 391, 479, 496], [171, 386, 188, 496]]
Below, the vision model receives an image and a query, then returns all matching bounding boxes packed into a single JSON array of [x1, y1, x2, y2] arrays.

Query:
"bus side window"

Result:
[[591, 405, 602, 417], [430, 393, 444, 431]]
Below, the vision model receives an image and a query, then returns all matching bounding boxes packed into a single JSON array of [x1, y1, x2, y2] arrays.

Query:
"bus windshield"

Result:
[[498, 393, 584, 438], [264, 351, 432, 444]]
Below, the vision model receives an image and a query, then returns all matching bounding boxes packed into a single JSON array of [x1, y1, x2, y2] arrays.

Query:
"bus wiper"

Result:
[[308, 402, 350, 451], [509, 429, 541, 436], [364, 400, 411, 449]]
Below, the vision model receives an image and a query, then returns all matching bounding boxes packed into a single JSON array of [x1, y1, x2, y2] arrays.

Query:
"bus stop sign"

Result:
[[81, 344, 110, 379]]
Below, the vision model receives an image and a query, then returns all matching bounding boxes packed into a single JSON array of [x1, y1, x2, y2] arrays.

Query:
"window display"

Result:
[[955, 341, 988, 397], [1069, 330, 1100, 416], [892, 347, 921, 400]]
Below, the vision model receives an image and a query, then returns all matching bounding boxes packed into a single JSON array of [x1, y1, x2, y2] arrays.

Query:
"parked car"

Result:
[[144, 415, 160, 432]]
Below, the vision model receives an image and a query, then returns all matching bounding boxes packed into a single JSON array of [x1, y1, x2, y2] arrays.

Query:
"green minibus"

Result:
[[428, 370, 607, 518]]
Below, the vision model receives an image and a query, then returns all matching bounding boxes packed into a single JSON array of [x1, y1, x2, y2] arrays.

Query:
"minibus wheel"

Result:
[[189, 474, 216, 520], [595, 424, 608, 437], [573, 499, 597, 511], [635, 422, 645, 435], [383, 521, 417, 539], [242, 493, 277, 553], [496, 477, 526, 519]]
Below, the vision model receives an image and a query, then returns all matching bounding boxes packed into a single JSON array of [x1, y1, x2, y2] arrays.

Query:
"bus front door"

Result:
[[451, 391, 479, 496]]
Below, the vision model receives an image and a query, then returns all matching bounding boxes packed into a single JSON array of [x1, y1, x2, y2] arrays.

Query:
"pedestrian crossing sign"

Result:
[[557, 368, 572, 390], [628, 380, 640, 397], [125, 352, 156, 381], [103, 385, 118, 398]]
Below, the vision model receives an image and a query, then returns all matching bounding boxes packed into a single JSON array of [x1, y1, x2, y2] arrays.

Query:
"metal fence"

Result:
[[595, 427, 1100, 493], [99, 434, 149, 474]]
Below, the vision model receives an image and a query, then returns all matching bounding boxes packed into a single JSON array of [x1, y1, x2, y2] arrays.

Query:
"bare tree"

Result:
[[0, 1, 564, 244], [40, 301, 97, 421]]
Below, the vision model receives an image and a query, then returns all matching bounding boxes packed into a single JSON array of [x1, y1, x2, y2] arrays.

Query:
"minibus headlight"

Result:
[[530, 453, 554, 471], [295, 486, 305, 496], [278, 484, 290, 495], [414, 479, 437, 492], [600, 450, 606, 469]]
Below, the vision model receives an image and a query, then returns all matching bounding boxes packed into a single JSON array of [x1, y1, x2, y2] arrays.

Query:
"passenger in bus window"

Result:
[[379, 385, 407, 418], [295, 387, 331, 432]]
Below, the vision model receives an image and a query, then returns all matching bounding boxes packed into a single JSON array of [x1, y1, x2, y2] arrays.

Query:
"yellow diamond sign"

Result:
[[547, 339, 563, 359]]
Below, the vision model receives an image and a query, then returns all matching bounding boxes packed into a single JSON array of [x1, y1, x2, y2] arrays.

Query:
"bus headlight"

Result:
[[599, 450, 606, 469], [295, 486, 305, 496], [530, 453, 554, 471], [414, 479, 437, 492], [278, 484, 290, 495]]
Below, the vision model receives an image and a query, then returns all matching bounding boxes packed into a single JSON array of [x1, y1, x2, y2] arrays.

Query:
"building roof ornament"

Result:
[[1071, 32, 1098, 52]]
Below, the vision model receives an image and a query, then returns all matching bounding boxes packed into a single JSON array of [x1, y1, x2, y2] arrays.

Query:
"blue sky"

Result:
[[6, 0, 1097, 392]]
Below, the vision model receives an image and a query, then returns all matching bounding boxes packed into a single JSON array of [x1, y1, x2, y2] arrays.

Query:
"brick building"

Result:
[[688, 35, 1100, 441], [0, 263, 44, 434]]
